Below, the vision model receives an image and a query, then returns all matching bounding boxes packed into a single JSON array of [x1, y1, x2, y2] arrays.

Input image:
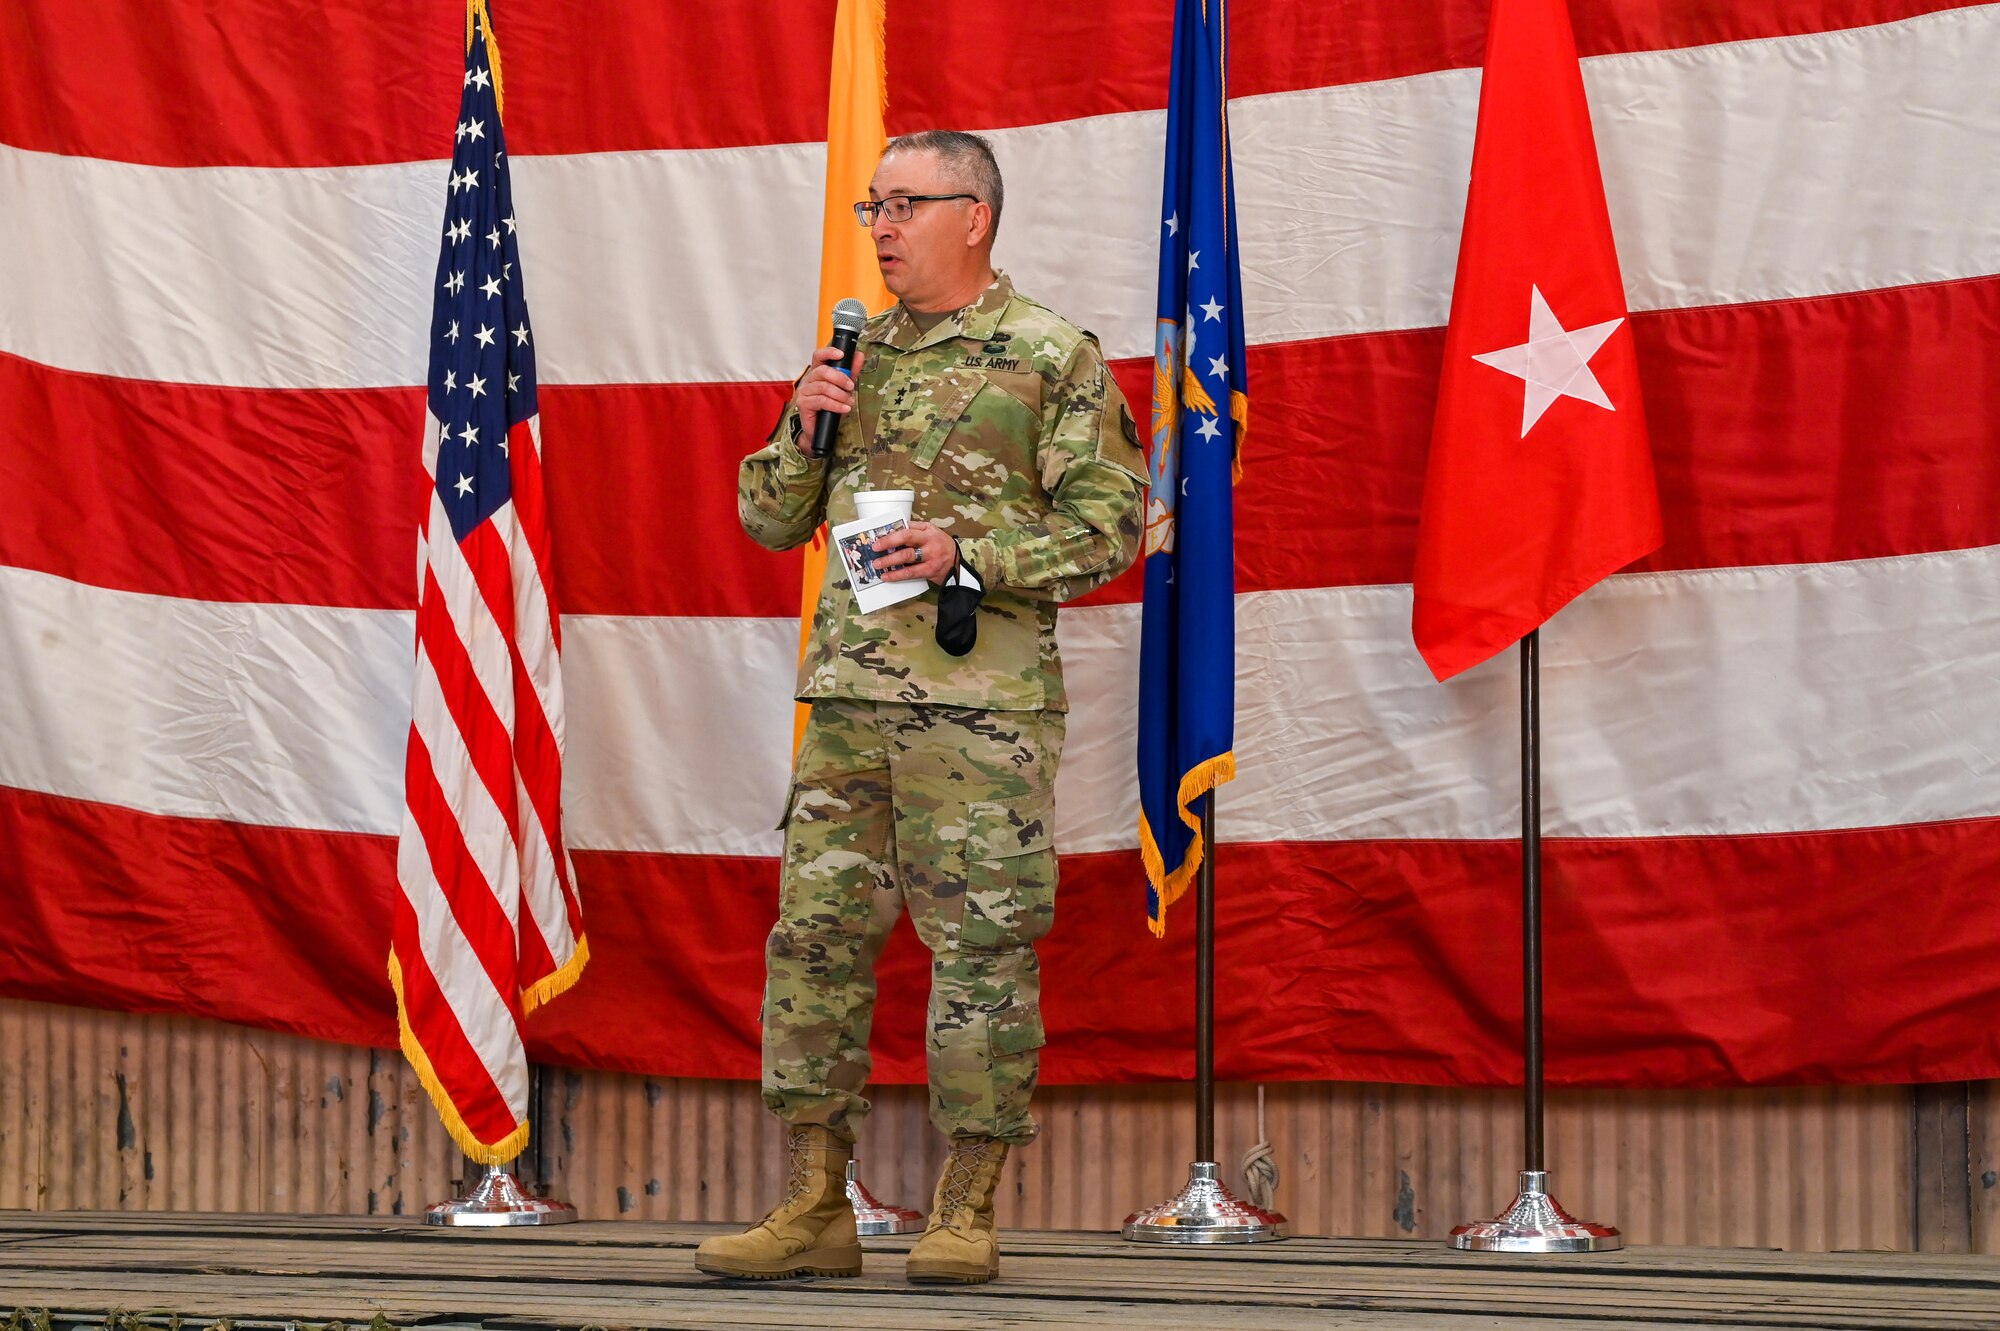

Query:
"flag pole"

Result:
[[1448, 630, 1619, 1251], [1122, 794, 1285, 1243], [427, 1063, 576, 1226], [1124, 0, 1280, 1247], [1521, 631, 1545, 1175], [1194, 796, 1216, 1165], [403, 0, 587, 1224]]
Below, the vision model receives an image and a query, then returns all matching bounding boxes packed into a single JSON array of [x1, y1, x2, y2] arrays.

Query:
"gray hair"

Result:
[[883, 130, 1004, 241]]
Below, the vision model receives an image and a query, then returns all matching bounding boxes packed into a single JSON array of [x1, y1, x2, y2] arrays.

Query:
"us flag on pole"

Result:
[[389, 0, 586, 1165]]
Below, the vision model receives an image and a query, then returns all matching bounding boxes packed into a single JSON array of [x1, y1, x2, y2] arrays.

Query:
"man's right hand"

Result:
[[794, 344, 867, 453]]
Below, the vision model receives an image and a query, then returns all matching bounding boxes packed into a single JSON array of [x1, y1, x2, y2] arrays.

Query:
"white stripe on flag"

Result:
[[515, 800, 574, 975], [1057, 547, 2000, 848], [395, 801, 529, 1120], [2, 7, 1994, 387], [0, 563, 409, 832], [496, 486, 578, 972], [501, 492, 566, 751], [1, 547, 1996, 850], [408, 646, 521, 928], [424, 492, 519, 726]]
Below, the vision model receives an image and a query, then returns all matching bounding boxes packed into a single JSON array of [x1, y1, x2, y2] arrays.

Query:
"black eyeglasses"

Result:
[[852, 194, 978, 226]]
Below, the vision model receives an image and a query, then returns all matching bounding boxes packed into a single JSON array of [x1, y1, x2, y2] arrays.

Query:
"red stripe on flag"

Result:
[[461, 517, 579, 941], [400, 723, 526, 1013], [507, 678, 568, 889], [890, 1, 1980, 134], [461, 523, 520, 645], [387, 905, 522, 1146], [508, 420, 561, 648], [2, 1, 1974, 164], [1096, 276, 2000, 605], [415, 568, 520, 835], [515, 893, 559, 977], [0, 357, 804, 612], [491, 559, 575, 919], [0, 786, 397, 1044], [0, 352, 427, 608], [5, 278, 1997, 614], [8, 784, 2000, 1089], [536, 380, 803, 616], [474, 451, 577, 978], [0, 0, 825, 165]]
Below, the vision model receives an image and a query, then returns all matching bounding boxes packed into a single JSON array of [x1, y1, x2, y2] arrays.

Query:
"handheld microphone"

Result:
[[811, 298, 870, 458]]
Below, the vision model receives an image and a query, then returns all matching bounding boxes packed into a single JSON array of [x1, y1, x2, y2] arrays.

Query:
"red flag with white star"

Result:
[[1412, 0, 1662, 682]]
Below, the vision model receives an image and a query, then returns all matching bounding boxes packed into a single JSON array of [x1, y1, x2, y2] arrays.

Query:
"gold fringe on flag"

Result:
[[1230, 388, 1248, 480], [1138, 748, 1237, 938], [520, 933, 590, 1016], [389, 950, 532, 1166]]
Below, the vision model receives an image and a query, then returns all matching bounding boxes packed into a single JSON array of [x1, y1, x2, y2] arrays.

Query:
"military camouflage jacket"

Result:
[[738, 273, 1147, 712]]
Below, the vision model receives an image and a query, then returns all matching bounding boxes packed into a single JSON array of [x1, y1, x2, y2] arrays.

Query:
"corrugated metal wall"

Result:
[[0, 998, 459, 1215], [2, 998, 1992, 1252], [1981, 1082, 2000, 1249]]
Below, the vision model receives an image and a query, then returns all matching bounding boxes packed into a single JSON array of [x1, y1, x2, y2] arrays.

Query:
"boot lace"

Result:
[[773, 1127, 819, 1215], [936, 1139, 996, 1224]]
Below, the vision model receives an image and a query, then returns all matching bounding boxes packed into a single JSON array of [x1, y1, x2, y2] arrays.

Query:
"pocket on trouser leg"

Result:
[[958, 790, 1058, 952], [987, 1000, 1047, 1056], [926, 951, 1047, 1143], [986, 999, 1047, 1143]]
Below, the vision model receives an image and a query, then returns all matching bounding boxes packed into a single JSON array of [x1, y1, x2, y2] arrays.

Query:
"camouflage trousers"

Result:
[[761, 698, 1064, 1146]]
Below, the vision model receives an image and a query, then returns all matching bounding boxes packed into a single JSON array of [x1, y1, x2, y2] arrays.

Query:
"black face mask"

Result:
[[935, 545, 985, 657]]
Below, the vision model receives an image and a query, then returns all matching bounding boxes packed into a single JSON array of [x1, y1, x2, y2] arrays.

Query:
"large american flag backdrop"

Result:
[[2, 1, 1996, 1090]]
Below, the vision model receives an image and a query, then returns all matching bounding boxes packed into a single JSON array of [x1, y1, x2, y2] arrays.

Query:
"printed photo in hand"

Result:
[[837, 518, 910, 590]]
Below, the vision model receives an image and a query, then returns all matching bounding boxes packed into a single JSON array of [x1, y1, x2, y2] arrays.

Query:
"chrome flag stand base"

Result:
[[846, 1160, 923, 1236], [426, 1164, 577, 1227], [1122, 1161, 1287, 1244], [1449, 1170, 1621, 1252]]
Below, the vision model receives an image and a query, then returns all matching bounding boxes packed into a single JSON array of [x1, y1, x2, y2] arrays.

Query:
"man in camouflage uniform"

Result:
[[695, 131, 1145, 1285]]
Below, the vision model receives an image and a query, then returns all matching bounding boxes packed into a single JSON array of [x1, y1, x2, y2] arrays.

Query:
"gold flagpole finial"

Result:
[[466, 0, 505, 119]]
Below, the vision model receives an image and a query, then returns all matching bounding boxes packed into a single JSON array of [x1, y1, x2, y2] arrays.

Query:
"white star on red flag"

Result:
[[1471, 285, 1625, 437]]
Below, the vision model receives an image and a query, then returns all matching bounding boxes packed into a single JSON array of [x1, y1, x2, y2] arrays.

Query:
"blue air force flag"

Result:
[[1138, 0, 1247, 937]]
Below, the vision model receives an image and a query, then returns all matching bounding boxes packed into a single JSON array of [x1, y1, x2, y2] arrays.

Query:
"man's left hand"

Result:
[[874, 521, 958, 582]]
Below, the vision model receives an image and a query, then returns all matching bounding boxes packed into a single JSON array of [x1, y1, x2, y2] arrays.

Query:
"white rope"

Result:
[[1240, 1083, 1278, 1210]]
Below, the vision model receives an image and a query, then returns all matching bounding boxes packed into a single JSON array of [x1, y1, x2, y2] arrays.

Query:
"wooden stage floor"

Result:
[[1, 1212, 1996, 1330]]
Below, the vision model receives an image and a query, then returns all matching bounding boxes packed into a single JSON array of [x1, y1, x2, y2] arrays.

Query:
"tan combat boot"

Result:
[[905, 1137, 1009, 1284], [694, 1125, 862, 1279]]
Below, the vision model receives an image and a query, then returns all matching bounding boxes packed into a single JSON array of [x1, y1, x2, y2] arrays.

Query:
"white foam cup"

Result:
[[853, 488, 915, 526]]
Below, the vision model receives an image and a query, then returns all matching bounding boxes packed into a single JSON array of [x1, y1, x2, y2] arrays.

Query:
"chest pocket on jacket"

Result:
[[906, 368, 985, 470]]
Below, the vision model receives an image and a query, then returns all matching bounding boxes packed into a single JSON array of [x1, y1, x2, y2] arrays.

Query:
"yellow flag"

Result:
[[794, 0, 893, 752]]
